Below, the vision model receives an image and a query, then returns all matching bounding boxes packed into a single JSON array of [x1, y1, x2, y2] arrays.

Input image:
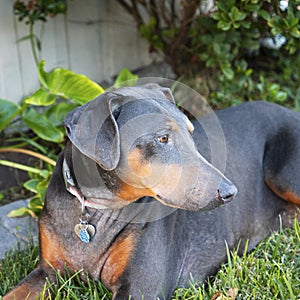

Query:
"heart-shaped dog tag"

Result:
[[74, 223, 96, 243]]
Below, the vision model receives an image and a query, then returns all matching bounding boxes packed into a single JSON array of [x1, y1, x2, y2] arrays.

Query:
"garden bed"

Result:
[[0, 151, 34, 206]]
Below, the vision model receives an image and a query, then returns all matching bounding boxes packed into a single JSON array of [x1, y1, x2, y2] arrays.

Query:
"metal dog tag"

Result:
[[74, 222, 96, 243]]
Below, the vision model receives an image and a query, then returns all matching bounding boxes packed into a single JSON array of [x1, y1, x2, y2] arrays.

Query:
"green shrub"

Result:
[[118, 0, 300, 108], [0, 60, 136, 218], [0, 61, 104, 217]]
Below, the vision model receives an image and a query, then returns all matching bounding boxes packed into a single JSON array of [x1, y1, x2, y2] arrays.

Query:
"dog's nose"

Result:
[[217, 179, 238, 203]]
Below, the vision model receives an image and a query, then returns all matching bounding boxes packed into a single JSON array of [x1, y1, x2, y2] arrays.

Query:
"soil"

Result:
[[0, 152, 35, 206]]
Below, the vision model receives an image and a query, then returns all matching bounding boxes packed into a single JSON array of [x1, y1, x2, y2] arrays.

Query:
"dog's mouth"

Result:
[[155, 193, 220, 211], [198, 189, 236, 211], [155, 179, 237, 211]]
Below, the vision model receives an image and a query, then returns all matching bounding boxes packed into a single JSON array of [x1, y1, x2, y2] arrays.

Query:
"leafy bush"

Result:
[[118, 0, 300, 108], [0, 61, 104, 217], [0, 60, 136, 218]]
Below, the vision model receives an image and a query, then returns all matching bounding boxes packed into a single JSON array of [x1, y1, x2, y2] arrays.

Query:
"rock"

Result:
[[0, 200, 38, 260]]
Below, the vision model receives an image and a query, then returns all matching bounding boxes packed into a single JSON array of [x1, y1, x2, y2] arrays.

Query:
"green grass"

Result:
[[173, 218, 300, 300], [1, 219, 299, 300]]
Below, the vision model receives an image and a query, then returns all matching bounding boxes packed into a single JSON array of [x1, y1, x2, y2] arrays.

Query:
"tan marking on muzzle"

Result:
[[127, 148, 152, 178], [116, 181, 156, 202], [146, 164, 182, 198]]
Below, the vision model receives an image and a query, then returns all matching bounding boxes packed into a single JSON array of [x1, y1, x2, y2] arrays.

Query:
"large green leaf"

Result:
[[33, 60, 105, 105], [21, 107, 64, 142], [45, 102, 78, 127], [25, 88, 57, 106], [0, 99, 20, 130]]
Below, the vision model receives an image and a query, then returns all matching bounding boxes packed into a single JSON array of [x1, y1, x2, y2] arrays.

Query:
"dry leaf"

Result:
[[211, 287, 238, 300], [211, 291, 223, 300], [227, 287, 238, 299]]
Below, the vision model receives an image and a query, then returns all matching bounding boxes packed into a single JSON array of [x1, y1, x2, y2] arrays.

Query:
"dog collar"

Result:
[[62, 158, 86, 208], [62, 158, 97, 243]]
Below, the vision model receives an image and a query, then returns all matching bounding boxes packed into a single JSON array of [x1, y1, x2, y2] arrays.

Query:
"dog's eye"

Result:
[[158, 134, 169, 143]]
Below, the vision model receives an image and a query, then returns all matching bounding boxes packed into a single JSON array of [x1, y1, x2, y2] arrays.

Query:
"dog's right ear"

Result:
[[64, 93, 120, 171]]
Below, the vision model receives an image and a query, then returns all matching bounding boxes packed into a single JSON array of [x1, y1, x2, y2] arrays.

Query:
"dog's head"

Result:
[[64, 84, 237, 211]]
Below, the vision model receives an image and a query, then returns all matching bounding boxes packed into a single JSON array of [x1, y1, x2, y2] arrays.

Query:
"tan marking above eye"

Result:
[[186, 120, 194, 134], [167, 120, 179, 132]]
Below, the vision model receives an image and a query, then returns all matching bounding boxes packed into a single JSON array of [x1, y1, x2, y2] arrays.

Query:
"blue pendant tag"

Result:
[[74, 222, 95, 243], [74, 199, 96, 243], [80, 227, 90, 243]]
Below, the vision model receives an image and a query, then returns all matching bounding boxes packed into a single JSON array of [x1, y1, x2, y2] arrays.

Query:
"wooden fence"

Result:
[[0, 0, 154, 103]]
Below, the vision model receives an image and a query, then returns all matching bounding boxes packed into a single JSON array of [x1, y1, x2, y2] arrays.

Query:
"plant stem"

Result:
[[5, 135, 48, 153], [0, 159, 43, 174], [29, 23, 39, 66], [0, 148, 56, 166]]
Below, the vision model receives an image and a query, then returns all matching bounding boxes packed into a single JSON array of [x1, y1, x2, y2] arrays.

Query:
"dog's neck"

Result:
[[62, 157, 116, 210], [62, 141, 123, 210]]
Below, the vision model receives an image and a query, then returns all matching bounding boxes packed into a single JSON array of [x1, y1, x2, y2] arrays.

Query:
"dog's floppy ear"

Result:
[[64, 93, 120, 171]]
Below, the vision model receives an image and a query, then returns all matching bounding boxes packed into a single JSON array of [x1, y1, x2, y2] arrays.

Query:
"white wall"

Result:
[[0, 0, 155, 103]]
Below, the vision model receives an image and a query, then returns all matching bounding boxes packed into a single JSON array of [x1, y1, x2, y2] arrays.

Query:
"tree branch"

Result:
[[117, 0, 144, 27]]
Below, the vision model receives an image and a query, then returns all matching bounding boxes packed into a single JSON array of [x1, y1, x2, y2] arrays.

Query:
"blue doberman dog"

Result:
[[3, 84, 300, 300]]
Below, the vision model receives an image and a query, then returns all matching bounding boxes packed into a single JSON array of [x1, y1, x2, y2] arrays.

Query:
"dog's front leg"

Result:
[[2, 265, 53, 300], [3, 218, 65, 300]]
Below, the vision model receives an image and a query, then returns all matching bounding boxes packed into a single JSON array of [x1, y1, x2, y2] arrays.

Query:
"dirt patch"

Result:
[[0, 152, 35, 206]]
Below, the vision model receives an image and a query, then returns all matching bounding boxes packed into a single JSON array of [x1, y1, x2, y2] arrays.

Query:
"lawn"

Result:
[[0, 219, 299, 300]]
